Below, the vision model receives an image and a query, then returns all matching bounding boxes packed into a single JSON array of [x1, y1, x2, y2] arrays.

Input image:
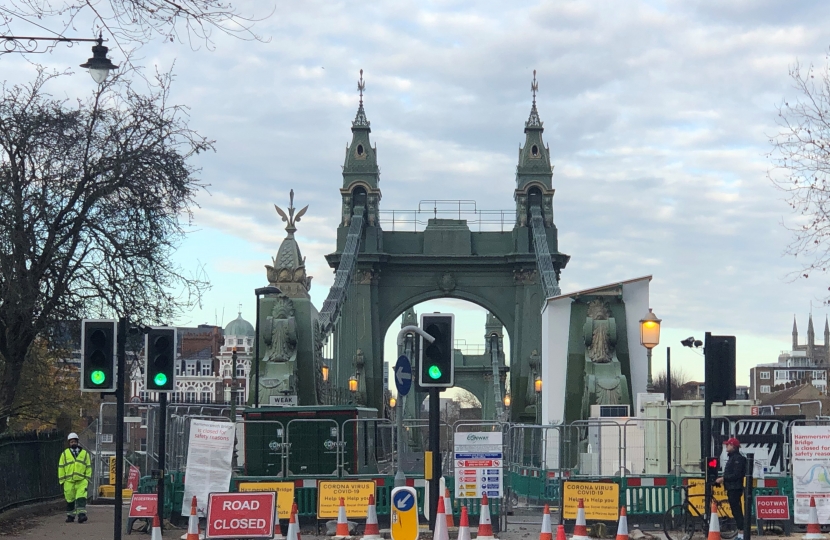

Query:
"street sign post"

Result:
[[128, 493, 158, 519], [206, 492, 276, 539], [395, 355, 412, 396], [391, 487, 419, 540]]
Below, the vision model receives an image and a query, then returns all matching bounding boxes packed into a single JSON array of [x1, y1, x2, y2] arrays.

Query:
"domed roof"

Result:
[[224, 312, 254, 337]]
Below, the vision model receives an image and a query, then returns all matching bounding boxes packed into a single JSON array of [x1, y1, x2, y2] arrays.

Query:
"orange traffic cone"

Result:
[[539, 504, 552, 540], [434, 496, 449, 540], [806, 496, 827, 540], [287, 504, 299, 540], [477, 494, 495, 540], [572, 498, 590, 540], [185, 496, 200, 540], [150, 515, 162, 540], [362, 495, 381, 540], [335, 497, 351, 538], [616, 506, 629, 540], [707, 500, 721, 540], [294, 502, 302, 540], [556, 523, 567, 540], [445, 488, 455, 528], [457, 506, 471, 540]]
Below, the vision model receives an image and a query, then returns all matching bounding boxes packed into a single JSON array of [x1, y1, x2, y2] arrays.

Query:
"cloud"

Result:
[[8, 0, 830, 382]]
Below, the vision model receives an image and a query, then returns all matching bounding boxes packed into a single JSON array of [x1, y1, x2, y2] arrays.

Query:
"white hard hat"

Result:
[[67, 432, 79, 441]]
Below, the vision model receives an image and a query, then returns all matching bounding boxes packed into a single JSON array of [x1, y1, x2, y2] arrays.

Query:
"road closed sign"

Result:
[[563, 481, 620, 521], [206, 492, 276, 539]]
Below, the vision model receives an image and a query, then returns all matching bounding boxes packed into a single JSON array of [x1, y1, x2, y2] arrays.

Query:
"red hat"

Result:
[[724, 437, 740, 447]]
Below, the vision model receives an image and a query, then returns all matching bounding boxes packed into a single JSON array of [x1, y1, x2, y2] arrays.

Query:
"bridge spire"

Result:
[[341, 69, 381, 227]]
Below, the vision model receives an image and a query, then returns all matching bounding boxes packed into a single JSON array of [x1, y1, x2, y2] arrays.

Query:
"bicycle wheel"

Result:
[[715, 500, 738, 539], [663, 504, 697, 540]]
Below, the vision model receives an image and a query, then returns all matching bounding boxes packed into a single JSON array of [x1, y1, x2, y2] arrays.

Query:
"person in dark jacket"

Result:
[[716, 437, 747, 539]]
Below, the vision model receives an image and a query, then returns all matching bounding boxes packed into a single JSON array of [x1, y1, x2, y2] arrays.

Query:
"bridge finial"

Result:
[[531, 69, 538, 105], [358, 69, 365, 106], [274, 189, 308, 236], [526, 69, 542, 128]]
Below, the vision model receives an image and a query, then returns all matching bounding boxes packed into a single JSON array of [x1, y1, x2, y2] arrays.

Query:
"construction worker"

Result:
[[59, 432, 92, 523]]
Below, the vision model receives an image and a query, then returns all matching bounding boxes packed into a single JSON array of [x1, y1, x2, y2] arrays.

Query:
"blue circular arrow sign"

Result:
[[394, 355, 412, 396], [393, 489, 415, 511]]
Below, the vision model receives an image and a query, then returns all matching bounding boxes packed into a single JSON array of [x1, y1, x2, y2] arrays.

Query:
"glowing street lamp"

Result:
[[349, 375, 358, 393], [640, 308, 662, 392], [321, 363, 330, 383]]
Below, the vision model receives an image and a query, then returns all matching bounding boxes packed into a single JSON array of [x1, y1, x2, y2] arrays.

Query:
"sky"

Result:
[[5, 1, 830, 388]]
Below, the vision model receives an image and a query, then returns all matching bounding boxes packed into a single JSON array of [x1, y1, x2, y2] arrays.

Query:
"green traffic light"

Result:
[[153, 373, 168, 386], [90, 370, 106, 385], [428, 365, 442, 379]]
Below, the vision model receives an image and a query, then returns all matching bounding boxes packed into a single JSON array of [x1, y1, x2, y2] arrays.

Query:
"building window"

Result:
[[236, 364, 245, 377], [237, 338, 244, 345], [236, 393, 245, 406], [760, 371, 770, 380], [223, 367, 231, 378], [139, 438, 147, 452], [186, 390, 197, 403], [186, 362, 196, 376], [201, 363, 212, 376], [201, 391, 212, 403], [814, 371, 827, 380], [141, 411, 148, 427], [760, 385, 771, 394], [139, 391, 148, 402]]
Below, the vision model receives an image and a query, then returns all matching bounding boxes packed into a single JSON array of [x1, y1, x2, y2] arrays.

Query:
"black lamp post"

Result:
[[2, 32, 118, 82], [253, 286, 281, 407]]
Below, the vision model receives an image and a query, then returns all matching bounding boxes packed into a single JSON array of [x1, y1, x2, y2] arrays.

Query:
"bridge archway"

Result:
[[382, 298, 510, 421]]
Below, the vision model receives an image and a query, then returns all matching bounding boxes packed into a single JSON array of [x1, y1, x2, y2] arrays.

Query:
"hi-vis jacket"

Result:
[[58, 448, 92, 484]]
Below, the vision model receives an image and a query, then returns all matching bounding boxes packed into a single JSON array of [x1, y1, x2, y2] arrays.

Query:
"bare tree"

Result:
[[769, 57, 830, 289], [0, 1, 271, 52], [0, 67, 211, 433], [651, 368, 697, 400]]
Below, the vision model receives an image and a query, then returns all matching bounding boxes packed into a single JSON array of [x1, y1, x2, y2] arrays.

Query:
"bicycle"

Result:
[[663, 484, 739, 540]]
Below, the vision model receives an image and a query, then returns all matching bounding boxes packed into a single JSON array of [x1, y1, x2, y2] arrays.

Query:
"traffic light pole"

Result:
[[428, 387, 440, 531], [157, 392, 167, 529], [114, 316, 126, 540]]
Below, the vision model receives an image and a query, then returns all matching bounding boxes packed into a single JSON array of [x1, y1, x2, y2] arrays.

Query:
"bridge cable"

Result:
[[318, 209, 365, 333], [529, 205, 562, 299]]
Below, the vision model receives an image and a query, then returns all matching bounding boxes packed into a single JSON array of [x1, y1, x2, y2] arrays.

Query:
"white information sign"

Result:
[[182, 419, 235, 517], [792, 425, 830, 524], [453, 432, 503, 499], [269, 395, 298, 406]]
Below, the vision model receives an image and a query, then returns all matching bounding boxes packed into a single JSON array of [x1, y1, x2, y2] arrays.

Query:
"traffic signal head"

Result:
[[419, 313, 454, 388], [706, 456, 720, 482], [81, 320, 116, 392], [145, 327, 176, 392], [704, 333, 736, 404]]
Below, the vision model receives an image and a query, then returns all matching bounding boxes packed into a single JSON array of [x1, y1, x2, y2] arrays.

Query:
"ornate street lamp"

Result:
[[348, 375, 358, 393], [640, 308, 662, 392], [534, 377, 543, 393], [389, 396, 397, 408], [503, 394, 511, 407], [1, 33, 118, 83], [79, 35, 119, 83], [321, 363, 330, 383]]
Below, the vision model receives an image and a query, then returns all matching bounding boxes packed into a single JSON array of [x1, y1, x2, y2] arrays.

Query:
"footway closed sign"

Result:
[[563, 481, 619, 521], [206, 492, 276, 539]]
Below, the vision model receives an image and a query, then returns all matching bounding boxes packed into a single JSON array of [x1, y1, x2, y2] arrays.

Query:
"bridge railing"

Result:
[[379, 207, 515, 232]]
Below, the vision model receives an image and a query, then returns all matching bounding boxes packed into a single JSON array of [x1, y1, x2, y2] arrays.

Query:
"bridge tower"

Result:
[[325, 70, 569, 421]]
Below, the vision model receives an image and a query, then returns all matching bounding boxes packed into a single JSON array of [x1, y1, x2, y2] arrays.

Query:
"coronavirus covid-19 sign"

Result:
[[206, 492, 275, 539]]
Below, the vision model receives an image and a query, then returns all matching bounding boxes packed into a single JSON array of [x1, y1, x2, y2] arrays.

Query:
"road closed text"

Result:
[[206, 492, 275, 539]]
